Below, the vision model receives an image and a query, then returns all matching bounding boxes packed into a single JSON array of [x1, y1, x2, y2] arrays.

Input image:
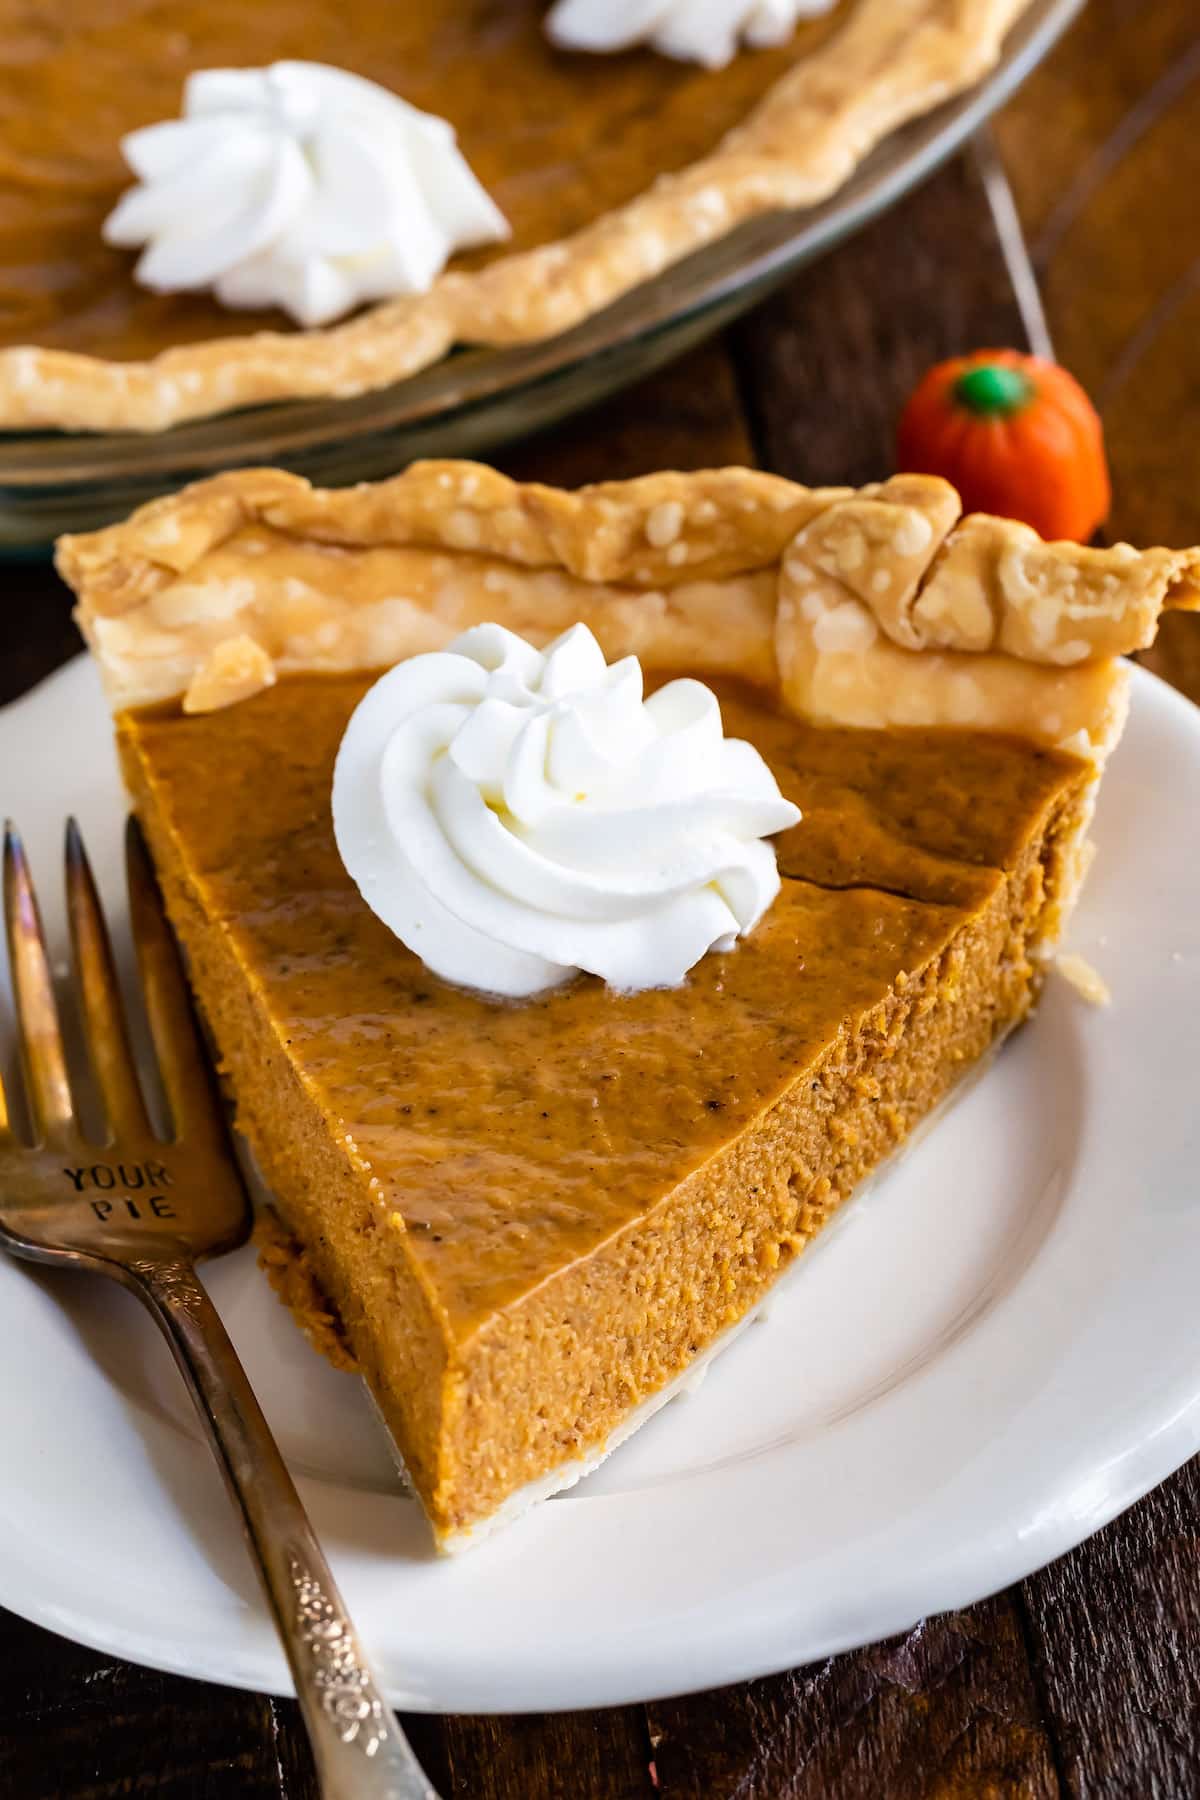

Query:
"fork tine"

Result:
[[3, 823, 74, 1143], [65, 818, 151, 1140], [0, 1060, 14, 1148], [125, 816, 215, 1141]]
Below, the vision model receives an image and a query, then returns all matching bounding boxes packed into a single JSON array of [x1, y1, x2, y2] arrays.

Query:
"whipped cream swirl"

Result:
[[103, 62, 508, 328], [333, 624, 801, 999], [546, 0, 837, 70]]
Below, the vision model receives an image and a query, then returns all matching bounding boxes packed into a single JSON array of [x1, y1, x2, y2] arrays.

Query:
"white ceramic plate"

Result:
[[0, 656, 1198, 1714]]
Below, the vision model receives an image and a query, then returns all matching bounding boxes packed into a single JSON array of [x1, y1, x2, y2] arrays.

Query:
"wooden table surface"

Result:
[[2, 3, 1199, 1794]]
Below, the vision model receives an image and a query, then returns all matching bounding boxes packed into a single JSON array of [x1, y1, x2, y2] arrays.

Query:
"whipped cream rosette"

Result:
[[333, 623, 801, 999], [104, 61, 508, 327], [547, 0, 837, 70]]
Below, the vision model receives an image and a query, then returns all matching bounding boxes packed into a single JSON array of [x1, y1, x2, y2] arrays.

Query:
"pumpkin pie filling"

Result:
[[116, 675, 1088, 1541]]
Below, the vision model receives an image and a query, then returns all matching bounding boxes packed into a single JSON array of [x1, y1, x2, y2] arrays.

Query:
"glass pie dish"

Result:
[[0, 0, 1080, 555]]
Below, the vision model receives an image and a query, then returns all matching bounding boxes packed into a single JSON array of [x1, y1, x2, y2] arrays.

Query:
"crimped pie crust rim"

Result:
[[57, 459, 1200, 765], [3, 0, 1034, 433]]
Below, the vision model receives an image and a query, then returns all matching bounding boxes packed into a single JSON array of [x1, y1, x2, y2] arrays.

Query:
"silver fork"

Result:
[[0, 818, 438, 1800]]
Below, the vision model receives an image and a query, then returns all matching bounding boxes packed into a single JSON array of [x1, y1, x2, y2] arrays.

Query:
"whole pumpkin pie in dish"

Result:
[[57, 462, 1200, 1548], [1, 0, 1039, 432]]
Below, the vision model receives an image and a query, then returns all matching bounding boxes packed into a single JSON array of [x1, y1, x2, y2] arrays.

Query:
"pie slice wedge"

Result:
[[58, 463, 1200, 1548]]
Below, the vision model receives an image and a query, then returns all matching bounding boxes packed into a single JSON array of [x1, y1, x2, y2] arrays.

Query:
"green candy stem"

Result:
[[953, 362, 1033, 417]]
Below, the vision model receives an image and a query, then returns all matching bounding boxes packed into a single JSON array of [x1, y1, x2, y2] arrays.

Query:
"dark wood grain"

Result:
[[0, 561, 79, 706], [646, 1600, 1059, 1800], [996, 0, 1200, 707], [2, 3, 1200, 1795], [0, 1619, 289, 1798], [500, 337, 756, 486], [1018, 1457, 1200, 1800], [425, 1709, 653, 1800], [731, 149, 1032, 491]]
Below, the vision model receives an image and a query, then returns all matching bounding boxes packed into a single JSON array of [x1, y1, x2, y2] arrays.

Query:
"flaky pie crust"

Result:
[[5, 0, 1035, 432], [59, 460, 1200, 770]]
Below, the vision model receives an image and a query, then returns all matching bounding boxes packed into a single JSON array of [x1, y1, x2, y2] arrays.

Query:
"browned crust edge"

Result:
[[56, 462, 1200, 758]]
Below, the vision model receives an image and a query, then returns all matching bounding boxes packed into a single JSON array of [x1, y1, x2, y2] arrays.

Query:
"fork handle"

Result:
[[128, 1251, 439, 1800]]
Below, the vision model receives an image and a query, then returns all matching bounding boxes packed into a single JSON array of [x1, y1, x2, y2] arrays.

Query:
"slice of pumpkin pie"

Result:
[[57, 463, 1200, 1548]]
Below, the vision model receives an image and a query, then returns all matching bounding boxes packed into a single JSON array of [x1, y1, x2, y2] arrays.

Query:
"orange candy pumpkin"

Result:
[[896, 349, 1111, 542]]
